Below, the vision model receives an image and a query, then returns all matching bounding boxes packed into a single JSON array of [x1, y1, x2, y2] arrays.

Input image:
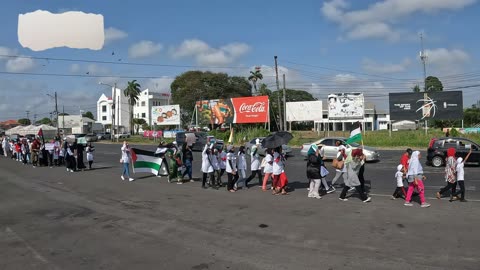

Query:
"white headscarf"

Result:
[[397, 164, 403, 172], [407, 151, 423, 176], [457, 157, 463, 163]]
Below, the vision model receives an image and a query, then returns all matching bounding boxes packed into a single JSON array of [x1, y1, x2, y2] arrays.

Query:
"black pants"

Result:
[[439, 182, 457, 196], [392, 187, 405, 198], [88, 161, 93, 169], [245, 169, 262, 186], [453, 181, 465, 200], [358, 164, 365, 191], [227, 172, 239, 191], [340, 185, 367, 201], [202, 172, 215, 187]]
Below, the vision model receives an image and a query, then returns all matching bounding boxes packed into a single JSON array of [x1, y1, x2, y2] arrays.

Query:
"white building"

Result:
[[97, 88, 170, 134], [133, 89, 170, 127], [58, 115, 98, 134]]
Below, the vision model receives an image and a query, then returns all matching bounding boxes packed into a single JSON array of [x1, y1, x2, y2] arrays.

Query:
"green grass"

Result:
[[102, 129, 480, 149]]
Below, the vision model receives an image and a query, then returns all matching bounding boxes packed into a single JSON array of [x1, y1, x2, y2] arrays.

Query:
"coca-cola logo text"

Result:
[[239, 102, 266, 113]]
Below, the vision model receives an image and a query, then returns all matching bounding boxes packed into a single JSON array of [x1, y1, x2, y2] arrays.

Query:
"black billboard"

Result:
[[389, 91, 463, 121]]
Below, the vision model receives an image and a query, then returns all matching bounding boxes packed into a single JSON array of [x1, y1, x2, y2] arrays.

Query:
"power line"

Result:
[[0, 54, 248, 69]]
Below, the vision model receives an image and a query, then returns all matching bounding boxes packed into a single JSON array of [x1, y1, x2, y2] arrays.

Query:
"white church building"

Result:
[[97, 87, 170, 134]]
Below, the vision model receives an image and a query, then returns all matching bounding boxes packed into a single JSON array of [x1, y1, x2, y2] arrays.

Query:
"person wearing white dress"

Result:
[[236, 146, 247, 189]]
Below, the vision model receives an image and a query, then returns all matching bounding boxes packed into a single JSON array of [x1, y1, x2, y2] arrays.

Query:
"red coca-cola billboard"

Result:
[[231, 96, 269, 123], [195, 96, 269, 125]]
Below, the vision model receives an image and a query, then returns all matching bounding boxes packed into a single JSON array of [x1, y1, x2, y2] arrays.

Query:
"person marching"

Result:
[[236, 146, 247, 189], [181, 143, 194, 182], [451, 148, 472, 202], [404, 151, 430, 207], [201, 143, 215, 189], [436, 147, 457, 200], [245, 138, 262, 188], [392, 164, 406, 200], [86, 143, 95, 170], [306, 144, 323, 199], [261, 148, 274, 191], [226, 145, 239, 192], [338, 147, 371, 202], [120, 141, 134, 181]]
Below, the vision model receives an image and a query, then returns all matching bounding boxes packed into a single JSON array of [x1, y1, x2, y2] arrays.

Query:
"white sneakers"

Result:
[[121, 175, 134, 182], [363, 197, 372, 203]]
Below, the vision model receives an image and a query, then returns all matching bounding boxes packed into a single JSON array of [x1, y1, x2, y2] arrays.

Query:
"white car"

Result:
[[301, 137, 380, 161]]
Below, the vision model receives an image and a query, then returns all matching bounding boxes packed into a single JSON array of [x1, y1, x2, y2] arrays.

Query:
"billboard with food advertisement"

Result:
[[327, 93, 364, 120], [195, 96, 269, 127], [151, 105, 180, 126]]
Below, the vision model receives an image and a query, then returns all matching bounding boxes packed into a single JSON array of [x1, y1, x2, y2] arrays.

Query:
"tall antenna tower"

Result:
[[419, 32, 428, 91]]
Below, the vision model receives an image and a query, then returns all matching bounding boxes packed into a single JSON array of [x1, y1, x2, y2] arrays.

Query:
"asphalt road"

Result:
[[1, 142, 480, 270]]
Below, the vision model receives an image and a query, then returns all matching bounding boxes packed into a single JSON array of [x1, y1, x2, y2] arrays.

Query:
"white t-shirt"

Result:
[[263, 154, 273, 173], [250, 146, 261, 171], [226, 152, 237, 173], [395, 171, 404, 187], [272, 152, 284, 175], [456, 162, 464, 181]]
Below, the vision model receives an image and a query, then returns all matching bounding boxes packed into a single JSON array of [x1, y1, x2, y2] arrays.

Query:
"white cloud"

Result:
[[5, 57, 35, 72], [362, 58, 412, 74], [426, 48, 469, 66], [104, 27, 128, 44], [171, 39, 250, 66], [128, 40, 163, 58], [334, 73, 358, 84], [321, 0, 476, 41]]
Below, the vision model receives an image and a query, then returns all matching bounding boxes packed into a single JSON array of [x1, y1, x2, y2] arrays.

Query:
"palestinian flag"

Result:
[[131, 148, 164, 176], [346, 122, 362, 144]]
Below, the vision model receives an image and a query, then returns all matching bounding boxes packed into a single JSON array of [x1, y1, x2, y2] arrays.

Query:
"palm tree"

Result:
[[124, 80, 141, 135], [248, 67, 263, 95]]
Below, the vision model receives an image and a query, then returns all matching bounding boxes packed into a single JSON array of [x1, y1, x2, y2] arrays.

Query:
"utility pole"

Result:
[[274, 56, 282, 131], [26, 111, 30, 123], [420, 33, 428, 135], [62, 106, 65, 135], [111, 85, 116, 142], [283, 74, 287, 132], [33, 114, 37, 125], [116, 83, 120, 142], [55, 92, 59, 138]]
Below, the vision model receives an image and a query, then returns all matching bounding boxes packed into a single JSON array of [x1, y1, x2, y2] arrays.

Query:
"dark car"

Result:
[[427, 137, 480, 167]]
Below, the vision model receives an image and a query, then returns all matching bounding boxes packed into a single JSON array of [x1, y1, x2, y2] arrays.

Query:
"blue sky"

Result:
[[0, 0, 479, 121]]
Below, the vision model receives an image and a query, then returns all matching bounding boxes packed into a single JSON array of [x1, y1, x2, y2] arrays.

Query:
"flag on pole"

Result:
[[131, 148, 163, 176], [346, 122, 362, 144], [37, 128, 43, 137]]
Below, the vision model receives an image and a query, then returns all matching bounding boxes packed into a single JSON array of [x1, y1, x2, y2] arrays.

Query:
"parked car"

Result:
[[427, 137, 480, 167], [300, 137, 380, 162], [244, 137, 292, 156], [97, 132, 111, 140], [114, 132, 130, 139], [85, 133, 98, 142]]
